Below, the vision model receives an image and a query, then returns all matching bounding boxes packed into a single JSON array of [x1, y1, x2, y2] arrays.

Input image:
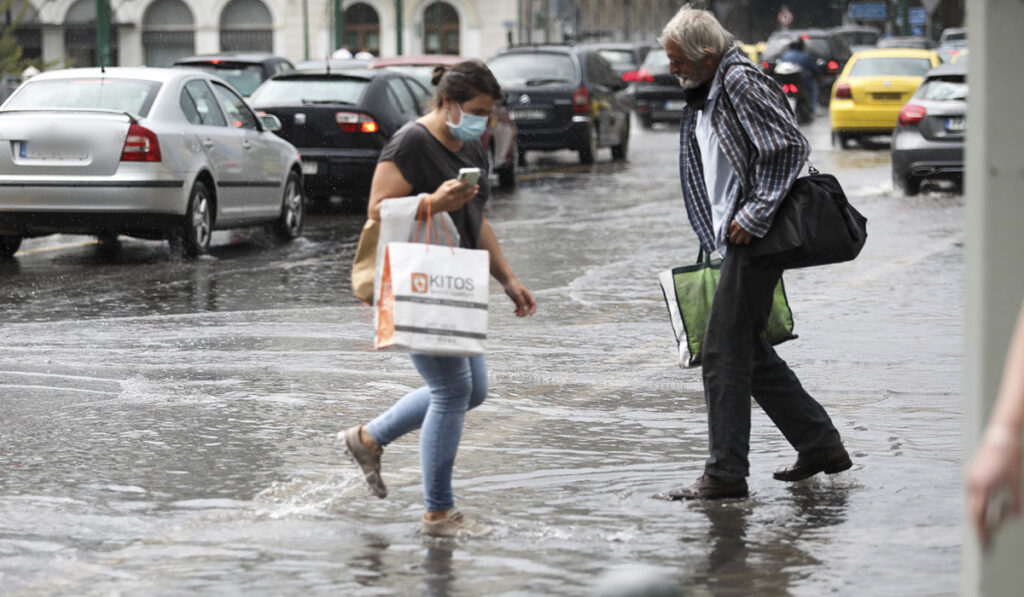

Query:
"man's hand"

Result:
[[728, 219, 754, 245]]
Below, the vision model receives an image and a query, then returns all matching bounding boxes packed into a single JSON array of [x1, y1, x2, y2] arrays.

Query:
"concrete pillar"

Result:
[[41, 27, 65, 68], [964, 1, 1024, 595]]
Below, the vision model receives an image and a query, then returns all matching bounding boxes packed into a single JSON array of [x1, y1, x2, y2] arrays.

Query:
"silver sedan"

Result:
[[0, 67, 305, 258]]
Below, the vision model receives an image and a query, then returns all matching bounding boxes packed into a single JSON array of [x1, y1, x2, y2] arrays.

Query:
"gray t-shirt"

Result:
[[379, 121, 490, 249]]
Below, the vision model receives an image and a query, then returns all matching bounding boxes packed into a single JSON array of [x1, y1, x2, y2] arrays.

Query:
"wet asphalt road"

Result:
[[1, 115, 964, 596]]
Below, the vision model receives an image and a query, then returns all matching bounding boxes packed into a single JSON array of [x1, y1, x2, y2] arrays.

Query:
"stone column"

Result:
[[964, 1, 1024, 595]]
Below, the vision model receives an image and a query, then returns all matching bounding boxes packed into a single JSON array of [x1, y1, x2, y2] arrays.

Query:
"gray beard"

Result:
[[676, 76, 703, 90]]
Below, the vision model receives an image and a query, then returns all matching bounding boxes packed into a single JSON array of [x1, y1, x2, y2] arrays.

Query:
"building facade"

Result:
[[4, 0, 521, 68], [3, 0, 965, 71]]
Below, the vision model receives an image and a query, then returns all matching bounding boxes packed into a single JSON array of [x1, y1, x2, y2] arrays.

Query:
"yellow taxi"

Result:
[[829, 48, 940, 148], [738, 41, 765, 64]]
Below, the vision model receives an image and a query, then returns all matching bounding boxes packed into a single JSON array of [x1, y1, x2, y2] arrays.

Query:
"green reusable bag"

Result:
[[658, 253, 797, 368]]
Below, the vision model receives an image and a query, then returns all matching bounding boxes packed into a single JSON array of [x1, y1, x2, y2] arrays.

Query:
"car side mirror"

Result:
[[260, 113, 282, 132]]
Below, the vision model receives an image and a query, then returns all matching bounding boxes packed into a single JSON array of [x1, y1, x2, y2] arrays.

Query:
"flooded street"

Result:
[[1, 116, 963, 596]]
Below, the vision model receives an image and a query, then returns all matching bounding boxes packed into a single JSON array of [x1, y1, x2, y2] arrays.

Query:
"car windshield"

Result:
[[488, 53, 577, 86], [878, 38, 928, 49], [598, 49, 637, 69], [3, 78, 160, 115], [839, 31, 879, 46], [941, 31, 967, 44], [764, 36, 832, 60], [378, 65, 434, 90], [917, 78, 967, 101], [178, 63, 265, 96], [848, 56, 933, 77], [641, 49, 670, 75], [249, 77, 369, 104]]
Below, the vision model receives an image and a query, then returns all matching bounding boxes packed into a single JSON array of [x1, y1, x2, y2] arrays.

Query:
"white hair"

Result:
[[658, 4, 734, 61]]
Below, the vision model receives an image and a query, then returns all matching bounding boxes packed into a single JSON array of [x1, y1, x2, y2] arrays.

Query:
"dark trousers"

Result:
[[702, 243, 843, 480]]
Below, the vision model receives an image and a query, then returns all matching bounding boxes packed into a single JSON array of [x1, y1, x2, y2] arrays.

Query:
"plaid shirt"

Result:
[[678, 47, 809, 253]]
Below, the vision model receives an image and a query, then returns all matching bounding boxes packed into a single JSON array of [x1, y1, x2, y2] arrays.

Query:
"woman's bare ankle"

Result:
[[359, 426, 381, 453], [423, 508, 451, 522]]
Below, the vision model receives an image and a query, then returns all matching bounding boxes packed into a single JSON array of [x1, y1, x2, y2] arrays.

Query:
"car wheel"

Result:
[[579, 122, 598, 164], [517, 147, 527, 167], [894, 170, 922, 196], [833, 132, 854, 150], [273, 171, 304, 241], [496, 149, 519, 188], [170, 180, 212, 258], [640, 116, 653, 129], [0, 234, 22, 258], [611, 120, 630, 161], [95, 233, 121, 258]]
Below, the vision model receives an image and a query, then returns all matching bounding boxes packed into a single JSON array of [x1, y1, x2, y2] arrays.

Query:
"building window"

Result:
[[423, 2, 459, 55], [4, 1, 41, 63], [64, 0, 119, 67], [344, 3, 380, 57], [220, 0, 272, 53], [143, 0, 195, 67]]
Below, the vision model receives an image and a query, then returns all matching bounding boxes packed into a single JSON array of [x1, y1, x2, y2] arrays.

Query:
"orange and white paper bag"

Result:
[[375, 241, 489, 356]]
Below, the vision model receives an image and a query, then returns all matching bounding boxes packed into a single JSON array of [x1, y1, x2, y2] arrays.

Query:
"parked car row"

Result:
[[0, 45, 638, 259], [0, 67, 304, 259]]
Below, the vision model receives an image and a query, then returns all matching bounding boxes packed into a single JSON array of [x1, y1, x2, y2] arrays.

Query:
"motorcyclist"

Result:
[[778, 38, 819, 111]]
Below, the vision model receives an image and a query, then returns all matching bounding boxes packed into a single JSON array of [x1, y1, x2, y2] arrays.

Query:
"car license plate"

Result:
[[664, 100, 687, 110], [19, 141, 88, 160], [945, 117, 966, 132], [871, 92, 903, 102], [511, 109, 546, 121], [301, 161, 318, 175]]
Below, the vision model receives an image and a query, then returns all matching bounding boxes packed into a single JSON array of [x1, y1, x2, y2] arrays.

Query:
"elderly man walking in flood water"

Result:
[[660, 5, 852, 499]]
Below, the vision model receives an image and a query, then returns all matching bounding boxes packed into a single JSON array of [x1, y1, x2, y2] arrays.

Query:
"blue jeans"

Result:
[[366, 354, 487, 511]]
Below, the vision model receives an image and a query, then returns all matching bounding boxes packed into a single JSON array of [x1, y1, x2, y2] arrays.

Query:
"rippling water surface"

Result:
[[1, 118, 963, 595]]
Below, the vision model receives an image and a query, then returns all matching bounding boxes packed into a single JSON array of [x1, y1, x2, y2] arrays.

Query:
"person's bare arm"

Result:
[[968, 299, 1024, 547], [476, 217, 536, 317], [367, 161, 478, 221]]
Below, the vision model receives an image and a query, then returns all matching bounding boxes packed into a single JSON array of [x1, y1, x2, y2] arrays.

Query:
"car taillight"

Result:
[[827, 60, 840, 74], [834, 82, 852, 100], [634, 67, 654, 83], [761, 61, 770, 71], [898, 104, 927, 126], [621, 70, 638, 82], [120, 124, 161, 162], [572, 86, 590, 115], [782, 83, 799, 94], [336, 111, 379, 133]]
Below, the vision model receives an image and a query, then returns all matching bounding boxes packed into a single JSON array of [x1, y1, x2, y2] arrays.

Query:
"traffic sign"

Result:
[[849, 2, 886, 21], [778, 7, 794, 27]]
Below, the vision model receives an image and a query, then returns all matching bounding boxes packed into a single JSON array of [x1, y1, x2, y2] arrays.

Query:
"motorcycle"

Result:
[[772, 61, 814, 125]]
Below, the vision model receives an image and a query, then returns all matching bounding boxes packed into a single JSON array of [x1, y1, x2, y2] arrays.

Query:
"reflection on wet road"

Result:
[[1, 116, 962, 595]]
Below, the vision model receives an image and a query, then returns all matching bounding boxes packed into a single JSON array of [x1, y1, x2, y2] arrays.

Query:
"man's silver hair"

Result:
[[658, 4, 734, 61]]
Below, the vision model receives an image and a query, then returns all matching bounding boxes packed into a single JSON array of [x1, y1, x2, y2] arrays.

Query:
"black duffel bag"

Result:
[[751, 168, 868, 269]]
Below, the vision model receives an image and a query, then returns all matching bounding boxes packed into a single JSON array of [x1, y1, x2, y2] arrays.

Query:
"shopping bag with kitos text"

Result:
[[376, 242, 489, 356]]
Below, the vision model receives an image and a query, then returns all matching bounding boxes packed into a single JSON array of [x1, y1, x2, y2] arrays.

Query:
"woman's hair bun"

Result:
[[431, 65, 447, 87]]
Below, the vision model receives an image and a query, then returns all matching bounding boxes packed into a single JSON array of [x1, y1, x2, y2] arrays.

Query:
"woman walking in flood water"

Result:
[[341, 60, 536, 537]]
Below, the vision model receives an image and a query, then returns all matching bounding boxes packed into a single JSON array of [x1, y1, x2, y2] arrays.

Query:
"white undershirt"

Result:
[[694, 93, 736, 255]]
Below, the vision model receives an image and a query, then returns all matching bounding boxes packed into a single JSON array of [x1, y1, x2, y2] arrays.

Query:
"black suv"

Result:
[[488, 45, 631, 164], [173, 53, 295, 97], [761, 29, 852, 106]]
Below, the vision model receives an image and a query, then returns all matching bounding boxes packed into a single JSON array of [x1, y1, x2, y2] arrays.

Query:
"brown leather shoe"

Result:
[[667, 474, 749, 500], [773, 447, 852, 482]]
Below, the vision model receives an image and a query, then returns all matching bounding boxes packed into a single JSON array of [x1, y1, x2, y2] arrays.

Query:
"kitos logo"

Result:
[[410, 272, 474, 294]]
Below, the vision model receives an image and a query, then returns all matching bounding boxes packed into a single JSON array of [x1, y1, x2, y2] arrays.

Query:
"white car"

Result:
[[0, 67, 304, 258]]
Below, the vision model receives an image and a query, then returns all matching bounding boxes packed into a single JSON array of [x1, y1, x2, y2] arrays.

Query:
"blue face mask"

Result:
[[446, 104, 489, 141]]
